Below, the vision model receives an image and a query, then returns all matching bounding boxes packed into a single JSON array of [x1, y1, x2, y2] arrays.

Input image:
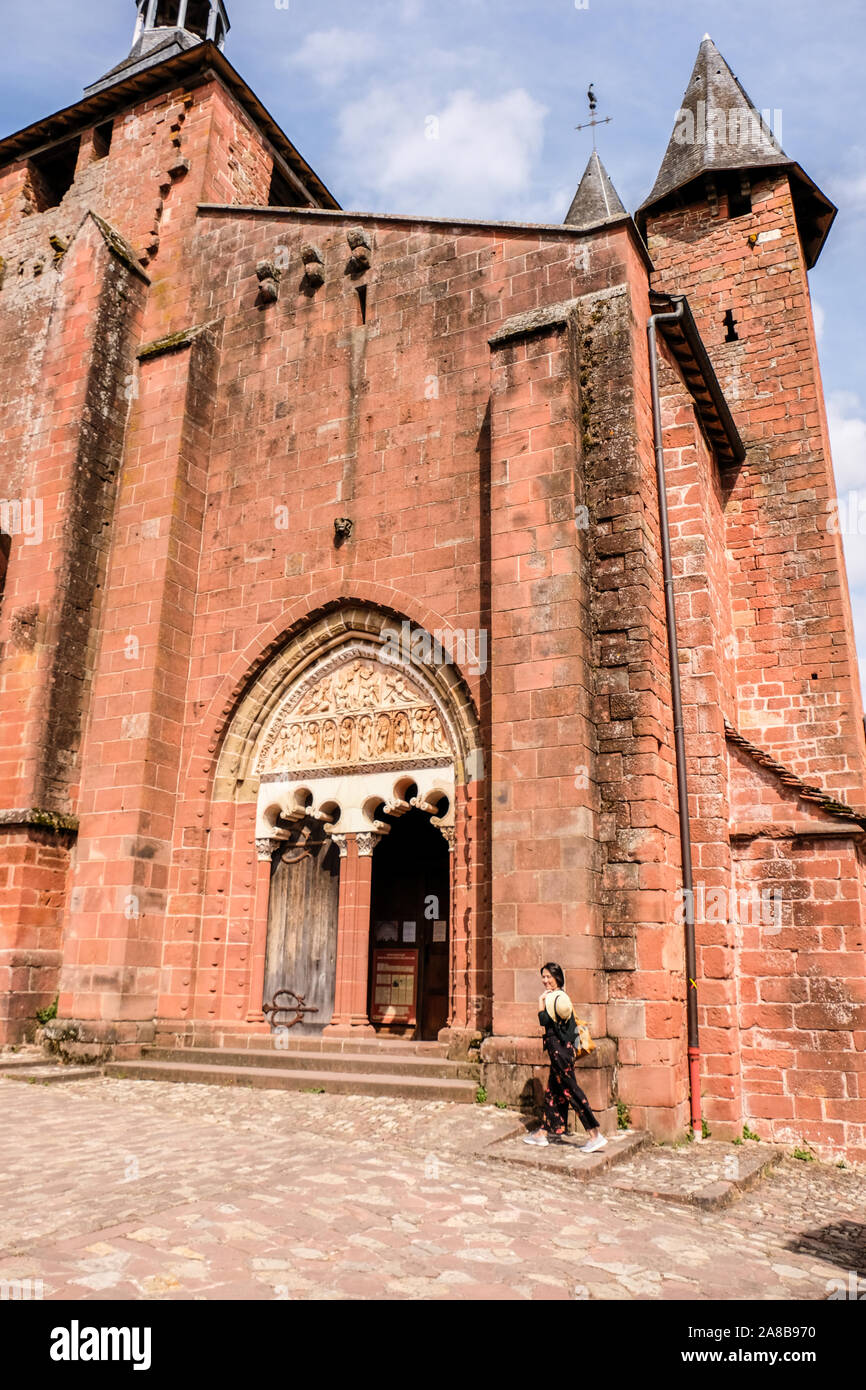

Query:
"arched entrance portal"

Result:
[[369, 808, 450, 1039], [247, 635, 466, 1038]]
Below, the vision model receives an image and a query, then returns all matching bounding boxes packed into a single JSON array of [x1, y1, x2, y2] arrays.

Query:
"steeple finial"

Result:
[[576, 83, 612, 152]]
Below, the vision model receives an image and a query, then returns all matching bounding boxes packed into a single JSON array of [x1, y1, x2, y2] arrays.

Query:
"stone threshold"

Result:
[[480, 1125, 651, 1178]]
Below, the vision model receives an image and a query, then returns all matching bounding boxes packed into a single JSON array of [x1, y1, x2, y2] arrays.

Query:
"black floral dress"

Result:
[[539, 1001, 599, 1136]]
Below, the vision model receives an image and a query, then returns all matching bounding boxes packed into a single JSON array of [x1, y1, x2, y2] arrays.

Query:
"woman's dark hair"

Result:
[[541, 962, 564, 989]]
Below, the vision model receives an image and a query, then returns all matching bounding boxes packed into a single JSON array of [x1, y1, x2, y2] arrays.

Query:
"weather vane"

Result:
[[576, 84, 612, 150]]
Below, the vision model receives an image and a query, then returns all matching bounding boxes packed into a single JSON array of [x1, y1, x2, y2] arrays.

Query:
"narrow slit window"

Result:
[[357, 285, 368, 324], [723, 309, 739, 343], [728, 176, 752, 219], [0, 531, 10, 626], [92, 121, 113, 160]]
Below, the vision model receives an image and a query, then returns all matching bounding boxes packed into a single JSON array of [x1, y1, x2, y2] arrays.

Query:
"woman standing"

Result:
[[524, 962, 607, 1151]]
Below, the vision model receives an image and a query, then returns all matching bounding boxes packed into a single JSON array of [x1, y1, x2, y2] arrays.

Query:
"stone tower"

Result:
[[635, 37, 866, 1148], [637, 35, 860, 802]]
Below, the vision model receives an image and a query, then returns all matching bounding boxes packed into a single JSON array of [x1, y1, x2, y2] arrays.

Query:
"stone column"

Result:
[[246, 840, 279, 1022], [324, 831, 383, 1035]]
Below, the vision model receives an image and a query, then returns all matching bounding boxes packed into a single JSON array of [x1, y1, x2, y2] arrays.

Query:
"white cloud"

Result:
[[335, 84, 548, 219], [812, 299, 825, 342], [827, 390, 866, 495], [288, 28, 381, 88]]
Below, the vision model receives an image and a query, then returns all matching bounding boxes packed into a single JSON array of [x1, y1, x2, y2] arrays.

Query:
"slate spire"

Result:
[[636, 35, 836, 267], [565, 150, 628, 231], [639, 34, 785, 210]]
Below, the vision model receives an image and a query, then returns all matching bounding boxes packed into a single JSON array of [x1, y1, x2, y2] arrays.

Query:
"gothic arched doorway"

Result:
[[369, 807, 451, 1040], [212, 604, 485, 1044]]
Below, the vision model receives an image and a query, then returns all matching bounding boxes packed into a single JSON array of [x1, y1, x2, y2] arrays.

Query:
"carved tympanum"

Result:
[[257, 658, 450, 775]]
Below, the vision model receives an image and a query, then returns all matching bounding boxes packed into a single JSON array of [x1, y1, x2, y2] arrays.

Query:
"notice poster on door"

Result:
[[371, 949, 418, 1026]]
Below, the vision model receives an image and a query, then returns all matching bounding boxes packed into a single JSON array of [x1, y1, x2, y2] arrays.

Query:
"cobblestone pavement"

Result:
[[1, 1077, 864, 1301]]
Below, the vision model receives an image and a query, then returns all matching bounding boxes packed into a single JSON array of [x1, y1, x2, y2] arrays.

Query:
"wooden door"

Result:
[[263, 820, 340, 1034]]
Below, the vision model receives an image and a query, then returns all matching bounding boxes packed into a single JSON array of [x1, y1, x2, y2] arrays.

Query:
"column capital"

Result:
[[255, 837, 281, 862], [356, 830, 386, 857]]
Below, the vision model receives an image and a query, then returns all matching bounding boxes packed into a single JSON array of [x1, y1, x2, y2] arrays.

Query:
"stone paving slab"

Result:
[[0, 1078, 863, 1301], [608, 1139, 784, 1209]]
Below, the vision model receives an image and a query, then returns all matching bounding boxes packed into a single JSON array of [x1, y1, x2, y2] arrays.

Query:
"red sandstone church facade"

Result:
[[1, 5, 864, 1158]]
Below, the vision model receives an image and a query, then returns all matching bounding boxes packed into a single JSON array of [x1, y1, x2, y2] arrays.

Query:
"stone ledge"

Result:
[[137, 321, 218, 361], [480, 1034, 615, 1069], [0, 808, 79, 833], [488, 299, 580, 348]]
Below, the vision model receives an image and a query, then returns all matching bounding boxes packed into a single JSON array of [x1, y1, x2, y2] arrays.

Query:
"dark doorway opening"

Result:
[[369, 808, 450, 1040]]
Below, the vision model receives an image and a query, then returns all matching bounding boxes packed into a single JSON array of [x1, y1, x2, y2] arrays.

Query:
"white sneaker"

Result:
[[523, 1129, 549, 1146], [582, 1135, 608, 1153]]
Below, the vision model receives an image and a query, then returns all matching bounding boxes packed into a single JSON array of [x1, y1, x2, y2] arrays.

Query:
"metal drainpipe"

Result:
[[647, 298, 702, 1140]]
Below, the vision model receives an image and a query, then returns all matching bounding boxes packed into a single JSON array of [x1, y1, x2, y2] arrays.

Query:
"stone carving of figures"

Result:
[[393, 711, 411, 755], [358, 663, 378, 709], [289, 723, 302, 765], [358, 714, 374, 761], [384, 669, 412, 705], [321, 720, 337, 763], [339, 717, 354, 763], [411, 708, 426, 753], [304, 721, 320, 764], [422, 710, 438, 753], [270, 722, 291, 769], [375, 712, 392, 758], [337, 661, 361, 711]]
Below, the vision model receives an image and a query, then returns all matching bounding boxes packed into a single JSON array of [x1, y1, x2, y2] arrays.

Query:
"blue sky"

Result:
[[3, 0, 865, 682]]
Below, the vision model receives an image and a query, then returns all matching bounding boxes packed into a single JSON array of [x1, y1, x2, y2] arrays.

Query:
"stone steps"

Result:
[[103, 1057, 480, 1103], [1, 1063, 103, 1084], [158, 1031, 448, 1057], [141, 1045, 480, 1081], [0, 1050, 48, 1070]]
